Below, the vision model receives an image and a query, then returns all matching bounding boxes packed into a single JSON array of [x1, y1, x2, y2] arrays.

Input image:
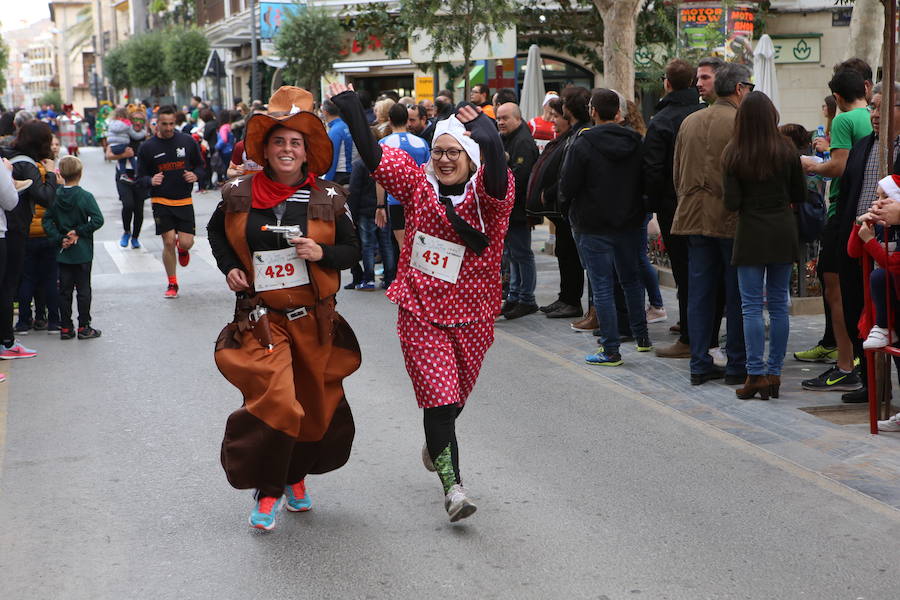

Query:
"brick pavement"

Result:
[[495, 227, 900, 509]]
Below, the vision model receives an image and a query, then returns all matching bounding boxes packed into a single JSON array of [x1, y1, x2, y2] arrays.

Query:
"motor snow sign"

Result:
[[771, 35, 822, 64]]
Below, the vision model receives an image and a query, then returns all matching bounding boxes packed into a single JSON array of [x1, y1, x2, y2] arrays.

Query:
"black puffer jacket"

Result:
[[347, 157, 376, 220], [501, 121, 539, 226], [642, 87, 704, 213], [1, 149, 57, 236], [559, 123, 644, 235], [525, 129, 573, 218]]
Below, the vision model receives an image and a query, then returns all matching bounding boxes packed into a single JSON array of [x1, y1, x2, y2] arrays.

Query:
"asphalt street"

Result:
[[1, 147, 899, 599]]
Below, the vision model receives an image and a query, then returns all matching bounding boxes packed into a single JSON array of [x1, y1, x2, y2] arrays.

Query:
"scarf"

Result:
[[251, 169, 318, 210], [438, 181, 490, 256]]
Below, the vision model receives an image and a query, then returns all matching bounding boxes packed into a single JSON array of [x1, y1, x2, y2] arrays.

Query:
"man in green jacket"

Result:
[[42, 156, 104, 340]]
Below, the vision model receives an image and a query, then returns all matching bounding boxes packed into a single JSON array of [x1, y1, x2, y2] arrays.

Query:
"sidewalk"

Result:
[[496, 226, 900, 509]]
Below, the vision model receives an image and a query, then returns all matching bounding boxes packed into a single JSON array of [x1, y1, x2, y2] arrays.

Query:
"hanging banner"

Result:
[[677, 2, 755, 64], [259, 1, 307, 40]]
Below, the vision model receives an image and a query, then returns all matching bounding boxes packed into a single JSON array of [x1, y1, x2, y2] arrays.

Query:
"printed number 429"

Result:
[[265, 263, 295, 278], [421, 250, 449, 269]]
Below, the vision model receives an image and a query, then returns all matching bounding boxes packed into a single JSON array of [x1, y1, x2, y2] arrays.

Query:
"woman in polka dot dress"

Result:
[[331, 83, 514, 522]]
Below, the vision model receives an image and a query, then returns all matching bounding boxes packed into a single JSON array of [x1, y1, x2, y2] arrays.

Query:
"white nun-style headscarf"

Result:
[[428, 115, 481, 172]]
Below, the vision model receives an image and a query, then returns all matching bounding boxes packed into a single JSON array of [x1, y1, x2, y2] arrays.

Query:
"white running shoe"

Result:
[[646, 306, 667, 324], [863, 326, 890, 350], [878, 414, 900, 432], [422, 443, 436, 472], [709, 347, 727, 368], [445, 484, 477, 522]]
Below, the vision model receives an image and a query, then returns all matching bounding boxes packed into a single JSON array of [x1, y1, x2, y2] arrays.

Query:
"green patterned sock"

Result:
[[433, 444, 457, 494]]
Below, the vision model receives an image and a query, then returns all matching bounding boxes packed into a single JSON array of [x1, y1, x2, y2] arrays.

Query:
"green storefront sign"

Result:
[[771, 34, 822, 64]]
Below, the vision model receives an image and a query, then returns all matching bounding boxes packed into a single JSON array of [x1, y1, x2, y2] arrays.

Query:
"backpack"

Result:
[[795, 185, 826, 244]]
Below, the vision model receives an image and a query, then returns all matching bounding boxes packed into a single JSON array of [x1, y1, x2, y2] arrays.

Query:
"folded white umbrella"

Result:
[[520, 44, 546, 123], [753, 34, 781, 117]]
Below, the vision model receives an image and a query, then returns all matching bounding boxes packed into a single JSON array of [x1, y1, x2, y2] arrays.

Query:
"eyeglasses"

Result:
[[431, 148, 462, 161], [740, 82, 756, 92]]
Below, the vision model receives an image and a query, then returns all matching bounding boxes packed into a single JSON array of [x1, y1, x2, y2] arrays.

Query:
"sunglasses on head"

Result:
[[740, 82, 756, 92]]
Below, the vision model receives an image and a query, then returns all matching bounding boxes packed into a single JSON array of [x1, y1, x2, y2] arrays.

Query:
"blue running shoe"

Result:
[[284, 480, 312, 512], [249, 496, 283, 530], [131, 236, 141, 249], [119, 232, 130, 247], [355, 281, 376, 291], [585, 349, 623, 366]]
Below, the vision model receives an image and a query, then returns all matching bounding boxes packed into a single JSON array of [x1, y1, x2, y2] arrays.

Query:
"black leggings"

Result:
[[117, 179, 147, 238], [424, 404, 463, 491], [1, 231, 25, 347]]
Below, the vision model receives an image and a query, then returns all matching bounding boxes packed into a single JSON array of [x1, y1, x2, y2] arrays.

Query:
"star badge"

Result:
[[229, 178, 242, 188], [326, 187, 338, 198]]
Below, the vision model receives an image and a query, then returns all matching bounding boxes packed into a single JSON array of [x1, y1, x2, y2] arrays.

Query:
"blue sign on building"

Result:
[[259, 1, 306, 40]]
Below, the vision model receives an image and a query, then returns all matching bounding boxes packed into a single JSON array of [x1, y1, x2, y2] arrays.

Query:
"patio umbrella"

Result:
[[753, 34, 780, 116], [520, 44, 546, 122]]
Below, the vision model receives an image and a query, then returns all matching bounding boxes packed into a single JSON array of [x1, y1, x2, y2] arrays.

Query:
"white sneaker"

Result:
[[877, 413, 900, 432], [422, 443, 436, 472], [863, 326, 890, 350], [444, 484, 477, 522], [646, 306, 667, 324], [709, 347, 727, 368]]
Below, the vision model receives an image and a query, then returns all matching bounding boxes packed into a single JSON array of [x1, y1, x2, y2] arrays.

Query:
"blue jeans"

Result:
[[575, 229, 648, 355], [504, 224, 536, 305], [641, 213, 663, 308], [358, 214, 396, 284], [737, 263, 791, 376], [687, 236, 745, 375]]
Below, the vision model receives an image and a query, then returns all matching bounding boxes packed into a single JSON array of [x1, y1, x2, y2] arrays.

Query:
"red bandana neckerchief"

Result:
[[250, 170, 319, 210]]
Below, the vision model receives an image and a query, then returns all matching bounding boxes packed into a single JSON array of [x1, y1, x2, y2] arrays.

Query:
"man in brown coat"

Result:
[[671, 62, 753, 385]]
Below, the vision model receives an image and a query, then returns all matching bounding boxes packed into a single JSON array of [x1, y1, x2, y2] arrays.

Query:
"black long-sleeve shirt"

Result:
[[206, 199, 360, 277], [136, 132, 204, 200]]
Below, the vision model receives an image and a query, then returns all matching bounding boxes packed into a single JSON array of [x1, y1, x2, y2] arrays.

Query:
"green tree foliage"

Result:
[[39, 90, 63, 108], [275, 4, 343, 98], [400, 0, 515, 98], [104, 45, 131, 92], [518, 1, 604, 73], [340, 3, 409, 60], [125, 32, 170, 92], [164, 28, 210, 89], [0, 35, 8, 95]]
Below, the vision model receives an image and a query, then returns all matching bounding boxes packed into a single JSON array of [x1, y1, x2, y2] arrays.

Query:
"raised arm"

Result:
[[457, 104, 507, 200], [329, 84, 381, 172]]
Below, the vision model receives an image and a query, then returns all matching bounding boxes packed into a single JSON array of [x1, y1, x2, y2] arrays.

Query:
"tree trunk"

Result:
[[847, 0, 885, 71], [593, 0, 642, 100], [881, 0, 896, 177]]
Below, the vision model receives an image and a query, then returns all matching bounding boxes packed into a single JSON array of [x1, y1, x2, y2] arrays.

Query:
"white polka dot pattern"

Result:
[[374, 146, 515, 325], [397, 309, 495, 408]]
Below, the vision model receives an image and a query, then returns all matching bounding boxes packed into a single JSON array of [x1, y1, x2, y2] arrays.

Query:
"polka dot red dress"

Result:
[[374, 146, 515, 408]]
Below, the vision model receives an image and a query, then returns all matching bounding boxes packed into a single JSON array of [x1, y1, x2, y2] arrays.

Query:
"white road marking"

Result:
[[102, 241, 165, 274]]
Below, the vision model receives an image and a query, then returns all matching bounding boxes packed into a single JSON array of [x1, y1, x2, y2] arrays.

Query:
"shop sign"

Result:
[[772, 36, 821, 64], [415, 76, 434, 101], [832, 8, 852, 27], [409, 27, 517, 63]]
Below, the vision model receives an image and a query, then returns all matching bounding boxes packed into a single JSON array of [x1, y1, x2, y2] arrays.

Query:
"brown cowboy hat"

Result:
[[244, 86, 332, 176]]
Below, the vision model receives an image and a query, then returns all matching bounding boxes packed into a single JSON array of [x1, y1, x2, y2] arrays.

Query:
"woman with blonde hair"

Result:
[[373, 98, 395, 137]]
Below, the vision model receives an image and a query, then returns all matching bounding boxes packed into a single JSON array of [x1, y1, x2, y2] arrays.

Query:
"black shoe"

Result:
[[841, 387, 868, 403], [546, 304, 583, 319], [801, 365, 863, 392], [60, 327, 76, 340], [504, 303, 539, 320], [343, 280, 361, 290], [539, 299, 564, 314], [77, 326, 102, 339], [501, 300, 519, 315], [724, 371, 748, 385], [691, 366, 726, 385], [33, 319, 48, 331], [636, 335, 652, 352]]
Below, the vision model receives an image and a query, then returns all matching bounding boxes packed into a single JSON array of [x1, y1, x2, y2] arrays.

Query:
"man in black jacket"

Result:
[[835, 82, 900, 403], [498, 102, 539, 319], [643, 58, 706, 359], [560, 88, 650, 366]]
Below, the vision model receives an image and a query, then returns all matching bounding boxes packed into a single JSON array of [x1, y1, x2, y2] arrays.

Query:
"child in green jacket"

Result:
[[42, 156, 104, 339]]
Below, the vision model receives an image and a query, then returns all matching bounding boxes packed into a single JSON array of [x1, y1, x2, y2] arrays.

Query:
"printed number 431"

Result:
[[265, 263, 295, 278], [421, 250, 449, 269]]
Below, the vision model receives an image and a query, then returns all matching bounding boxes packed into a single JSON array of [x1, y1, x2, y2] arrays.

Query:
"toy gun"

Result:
[[260, 224, 303, 242]]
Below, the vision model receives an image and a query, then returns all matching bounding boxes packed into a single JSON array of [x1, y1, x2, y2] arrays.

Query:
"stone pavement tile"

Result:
[[503, 226, 900, 508]]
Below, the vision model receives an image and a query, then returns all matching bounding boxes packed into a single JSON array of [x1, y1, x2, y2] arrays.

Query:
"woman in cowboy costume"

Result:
[[330, 83, 513, 522], [207, 86, 361, 531]]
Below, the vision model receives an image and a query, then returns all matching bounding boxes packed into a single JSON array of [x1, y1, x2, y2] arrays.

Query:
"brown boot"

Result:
[[767, 374, 781, 399], [570, 306, 597, 332], [655, 340, 691, 358], [736, 375, 770, 400]]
